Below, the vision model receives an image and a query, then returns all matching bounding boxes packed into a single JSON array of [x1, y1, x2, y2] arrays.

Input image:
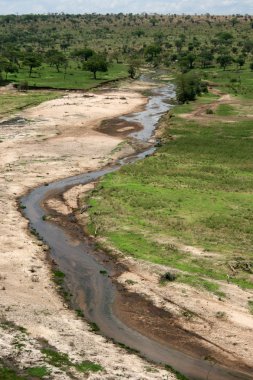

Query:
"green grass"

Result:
[[41, 347, 103, 373], [74, 361, 103, 373], [26, 366, 51, 378], [203, 68, 253, 99], [0, 91, 61, 118], [196, 92, 219, 104], [165, 364, 189, 380], [178, 275, 225, 298], [0, 365, 26, 380], [87, 86, 253, 293], [8, 62, 128, 90], [41, 348, 72, 368], [53, 270, 65, 285], [215, 104, 238, 116]]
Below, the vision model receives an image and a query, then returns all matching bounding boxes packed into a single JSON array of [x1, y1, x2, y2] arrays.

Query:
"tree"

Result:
[[231, 17, 239, 27], [128, 64, 136, 79], [0, 56, 18, 79], [235, 56, 245, 70], [0, 56, 10, 74], [217, 54, 233, 70], [23, 53, 42, 77], [4, 62, 18, 79], [72, 48, 94, 61], [216, 32, 233, 45], [198, 50, 213, 68], [175, 39, 183, 52], [111, 50, 121, 64], [127, 58, 140, 79], [144, 45, 161, 62], [178, 53, 196, 72], [85, 55, 108, 79], [46, 50, 67, 72], [176, 72, 208, 104], [243, 40, 253, 54], [132, 29, 145, 38]]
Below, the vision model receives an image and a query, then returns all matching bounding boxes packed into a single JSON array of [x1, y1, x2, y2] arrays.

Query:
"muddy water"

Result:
[[21, 83, 253, 380]]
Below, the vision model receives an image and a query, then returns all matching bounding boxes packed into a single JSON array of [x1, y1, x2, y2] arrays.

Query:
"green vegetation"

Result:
[[75, 361, 103, 373], [88, 322, 100, 332], [87, 73, 253, 294], [26, 366, 51, 378], [0, 14, 253, 89], [41, 347, 103, 373], [176, 72, 208, 103], [52, 269, 66, 288], [0, 91, 61, 118], [41, 348, 72, 368], [0, 361, 51, 380], [0, 365, 26, 380], [203, 69, 253, 99], [165, 364, 189, 380], [7, 62, 128, 90], [215, 104, 237, 116]]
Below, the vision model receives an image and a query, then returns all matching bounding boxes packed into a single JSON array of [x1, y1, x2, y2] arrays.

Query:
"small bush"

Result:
[[88, 322, 100, 332], [206, 108, 214, 114], [160, 271, 177, 283], [215, 311, 227, 319], [18, 81, 29, 92]]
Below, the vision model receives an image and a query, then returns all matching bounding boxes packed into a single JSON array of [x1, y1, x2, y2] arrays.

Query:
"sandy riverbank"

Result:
[[0, 84, 175, 379]]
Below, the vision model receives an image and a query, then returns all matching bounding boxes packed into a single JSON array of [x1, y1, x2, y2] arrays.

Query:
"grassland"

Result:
[[87, 69, 253, 295], [203, 68, 253, 99], [0, 91, 62, 118], [7, 62, 128, 90]]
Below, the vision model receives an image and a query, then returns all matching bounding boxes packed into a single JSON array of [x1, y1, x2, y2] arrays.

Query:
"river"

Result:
[[21, 79, 253, 380]]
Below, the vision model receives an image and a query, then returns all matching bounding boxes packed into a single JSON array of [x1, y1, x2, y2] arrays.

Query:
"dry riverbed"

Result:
[[0, 84, 175, 379]]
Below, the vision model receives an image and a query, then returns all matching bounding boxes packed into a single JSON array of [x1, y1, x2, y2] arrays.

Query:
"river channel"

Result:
[[21, 80, 253, 380]]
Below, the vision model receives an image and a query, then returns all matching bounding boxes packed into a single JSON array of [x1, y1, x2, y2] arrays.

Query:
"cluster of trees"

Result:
[[0, 46, 108, 82], [142, 30, 253, 73], [0, 14, 253, 84]]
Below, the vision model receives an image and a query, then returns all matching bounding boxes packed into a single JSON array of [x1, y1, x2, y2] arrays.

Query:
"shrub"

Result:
[[176, 72, 208, 104], [160, 271, 177, 283], [18, 81, 29, 91]]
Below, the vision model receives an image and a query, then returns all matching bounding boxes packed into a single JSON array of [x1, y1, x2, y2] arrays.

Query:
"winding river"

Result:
[[21, 80, 253, 380]]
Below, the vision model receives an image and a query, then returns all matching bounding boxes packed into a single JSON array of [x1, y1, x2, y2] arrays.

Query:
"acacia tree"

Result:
[[198, 50, 214, 68], [235, 56, 245, 70], [0, 56, 18, 79], [46, 50, 67, 72], [144, 44, 161, 62], [217, 54, 233, 70], [72, 48, 94, 61], [23, 53, 42, 77], [85, 55, 107, 79]]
